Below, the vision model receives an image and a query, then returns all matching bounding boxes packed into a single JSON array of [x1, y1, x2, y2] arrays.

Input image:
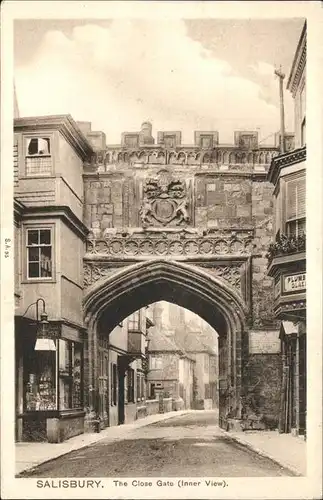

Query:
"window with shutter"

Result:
[[285, 176, 306, 237], [286, 177, 305, 221]]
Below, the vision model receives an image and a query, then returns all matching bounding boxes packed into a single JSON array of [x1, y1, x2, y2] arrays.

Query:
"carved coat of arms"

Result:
[[140, 170, 190, 227]]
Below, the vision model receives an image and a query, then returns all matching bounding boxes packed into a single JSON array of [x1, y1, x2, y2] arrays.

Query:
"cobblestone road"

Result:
[[19, 411, 294, 477]]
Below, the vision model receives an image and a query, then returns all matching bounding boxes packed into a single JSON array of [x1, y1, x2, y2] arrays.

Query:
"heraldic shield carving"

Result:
[[140, 169, 191, 227]]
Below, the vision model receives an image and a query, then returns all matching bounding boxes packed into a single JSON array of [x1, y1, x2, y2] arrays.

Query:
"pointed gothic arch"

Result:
[[83, 259, 248, 430]]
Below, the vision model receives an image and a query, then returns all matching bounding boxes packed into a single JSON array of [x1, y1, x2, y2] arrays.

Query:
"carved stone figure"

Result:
[[139, 200, 153, 228], [175, 199, 190, 225], [140, 170, 190, 227]]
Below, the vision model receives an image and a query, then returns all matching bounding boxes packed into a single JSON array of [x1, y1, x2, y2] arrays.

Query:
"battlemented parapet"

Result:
[[84, 124, 294, 174]]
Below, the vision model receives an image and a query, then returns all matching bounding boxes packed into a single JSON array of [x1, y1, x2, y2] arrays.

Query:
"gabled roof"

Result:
[[183, 332, 217, 355], [149, 332, 182, 353]]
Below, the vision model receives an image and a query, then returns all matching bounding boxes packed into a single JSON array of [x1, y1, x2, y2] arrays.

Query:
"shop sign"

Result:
[[283, 272, 306, 293]]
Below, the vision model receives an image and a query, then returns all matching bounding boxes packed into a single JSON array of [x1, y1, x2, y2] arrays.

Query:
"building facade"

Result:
[[97, 308, 149, 428], [183, 334, 218, 411], [14, 115, 93, 442], [267, 22, 306, 436], [165, 302, 219, 410]]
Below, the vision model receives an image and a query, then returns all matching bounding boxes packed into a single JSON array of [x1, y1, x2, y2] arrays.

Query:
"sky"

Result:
[[14, 18, 304, 145]]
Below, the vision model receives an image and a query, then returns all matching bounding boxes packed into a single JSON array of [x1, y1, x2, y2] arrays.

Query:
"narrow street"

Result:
[[19, 411, 294, 477]]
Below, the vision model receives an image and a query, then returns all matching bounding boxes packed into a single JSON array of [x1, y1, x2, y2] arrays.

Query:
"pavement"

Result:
[[15, 410, 306, 477], [219, 429, 306, 477], [15, 410, 190, 476]]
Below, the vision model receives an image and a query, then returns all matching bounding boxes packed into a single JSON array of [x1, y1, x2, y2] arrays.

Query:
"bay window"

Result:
[[27, 228, 52, 279], [128, 311, 140, 331]]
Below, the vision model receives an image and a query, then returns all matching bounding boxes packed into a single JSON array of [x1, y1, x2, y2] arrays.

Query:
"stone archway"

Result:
[[83, 259, 248, 431]]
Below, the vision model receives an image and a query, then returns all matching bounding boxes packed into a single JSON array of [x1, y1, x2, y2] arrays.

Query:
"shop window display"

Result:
[[24, 339, 83, 412], [59, 339, 83, 410], [25, 350, 57, 411]]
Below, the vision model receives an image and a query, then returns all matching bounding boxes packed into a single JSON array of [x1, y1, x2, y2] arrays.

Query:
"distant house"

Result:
[[146, 302, 218, 411], [146, 303, 195, 410], [182, 332, 218, 410]]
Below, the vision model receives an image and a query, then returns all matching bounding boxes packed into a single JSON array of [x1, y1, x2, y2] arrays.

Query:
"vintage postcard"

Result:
[[1, 1, 322, 499]]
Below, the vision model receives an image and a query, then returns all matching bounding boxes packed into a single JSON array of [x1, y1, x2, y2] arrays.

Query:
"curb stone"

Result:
[[218, 428, 304, 477]]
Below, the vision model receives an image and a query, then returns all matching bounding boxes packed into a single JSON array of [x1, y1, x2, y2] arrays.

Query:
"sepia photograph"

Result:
[[1, 1, 322, 499]]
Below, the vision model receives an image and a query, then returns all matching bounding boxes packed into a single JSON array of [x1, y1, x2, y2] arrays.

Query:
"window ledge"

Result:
[[19, 175, 56, 180], [21, 279, 57, 285]]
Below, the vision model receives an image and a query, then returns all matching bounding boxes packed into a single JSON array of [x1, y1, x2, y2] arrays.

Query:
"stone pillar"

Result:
[[235, 328, 243, 420], [84, 316, 100, 433]]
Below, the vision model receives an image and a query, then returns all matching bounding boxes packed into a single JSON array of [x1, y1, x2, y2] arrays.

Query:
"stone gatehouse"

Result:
[[14, 117, 292, 441]]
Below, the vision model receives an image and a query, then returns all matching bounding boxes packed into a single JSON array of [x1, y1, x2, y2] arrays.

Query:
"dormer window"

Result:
[[25, 137, 52, 176]]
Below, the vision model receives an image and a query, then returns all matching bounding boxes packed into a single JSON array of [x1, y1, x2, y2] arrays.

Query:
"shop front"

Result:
[[268, 259, 306, 437], [279, 319, 306, 436], [15, 310, 85, 443]]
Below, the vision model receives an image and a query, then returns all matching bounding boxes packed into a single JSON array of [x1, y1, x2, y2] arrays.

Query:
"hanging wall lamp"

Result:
[[22, 298, 56, 351]]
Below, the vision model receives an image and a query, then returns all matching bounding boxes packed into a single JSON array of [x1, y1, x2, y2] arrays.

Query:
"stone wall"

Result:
[[245, 354, 282, 428], [251, 181, 276, 328], [195, 174, 252, 228]]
